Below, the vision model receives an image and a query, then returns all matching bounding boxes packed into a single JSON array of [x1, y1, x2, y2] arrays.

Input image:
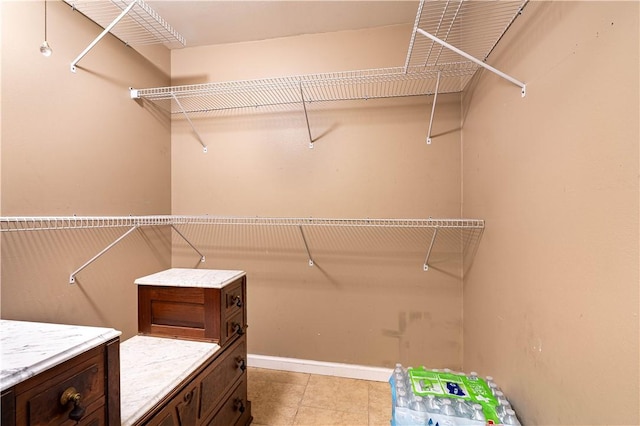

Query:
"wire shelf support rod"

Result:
[[416, 28, 526, 97], [70, 0, 136, 73], [427, 71, 441, 145], [171, 93, 208, 153], [69, 224, 139, 284]]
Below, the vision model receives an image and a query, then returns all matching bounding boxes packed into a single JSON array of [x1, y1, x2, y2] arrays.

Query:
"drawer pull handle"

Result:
[[232, 323, 245, 336], [232, 295, 243, 308], [234, 399, 246, 413], [60, 387, 86, 421], [236, 357, 246, 371]]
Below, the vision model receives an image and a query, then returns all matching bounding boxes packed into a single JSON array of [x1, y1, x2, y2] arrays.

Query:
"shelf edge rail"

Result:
[[0, 215, 485, 282]]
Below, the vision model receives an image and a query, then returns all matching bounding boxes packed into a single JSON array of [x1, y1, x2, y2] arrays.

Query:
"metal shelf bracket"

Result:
[[427, 71, 441, 144], [416, 28, 526, 98], [70, 1, 137, 73], [298, 225, 314, 266], [69, 225, 139, 284], [423, 228, 438, 271], [171, 93, 208, 153], [299, 84, 315, 149], [171, 225, 206, 263]]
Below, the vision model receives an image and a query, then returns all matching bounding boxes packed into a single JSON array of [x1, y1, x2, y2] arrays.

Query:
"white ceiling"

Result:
[[145, 1, 420, 48]]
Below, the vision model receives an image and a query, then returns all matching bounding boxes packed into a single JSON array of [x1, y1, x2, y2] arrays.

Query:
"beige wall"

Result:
[[0, 0, 172, 338], [462, 2, 639, 425], [170, 25, 467, 368]]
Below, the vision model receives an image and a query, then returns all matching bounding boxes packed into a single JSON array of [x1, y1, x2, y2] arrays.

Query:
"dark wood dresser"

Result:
[[130, 268, 251, 426], [0, 320, 121, 426]]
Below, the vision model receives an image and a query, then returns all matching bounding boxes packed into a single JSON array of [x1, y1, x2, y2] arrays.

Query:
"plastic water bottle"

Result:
[[495, 399, 511, 417], [396, 389, 410, 408], [471, 404, 485, 422], [502, 408, 520, 425], [409, 396, 429, 426], [440, 399, 456, 416], [454, 399, 472, 418], [488, 381, 500, 396], [424, 395, 440, 413], [409, 396, 428, 412], [393, 364, 407, 387]]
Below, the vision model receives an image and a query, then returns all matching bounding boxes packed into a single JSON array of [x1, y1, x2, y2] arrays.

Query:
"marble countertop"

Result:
[[120, 335, 220, 426], [0, 320, 121, 391], [134, 268, 246, 288]]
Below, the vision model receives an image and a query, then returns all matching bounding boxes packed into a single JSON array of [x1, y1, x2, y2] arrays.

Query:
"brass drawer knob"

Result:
[[60, 387, 86, 421]]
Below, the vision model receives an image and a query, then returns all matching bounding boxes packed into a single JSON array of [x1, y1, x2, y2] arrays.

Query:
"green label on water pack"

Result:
[[408, 368, 500, 423]]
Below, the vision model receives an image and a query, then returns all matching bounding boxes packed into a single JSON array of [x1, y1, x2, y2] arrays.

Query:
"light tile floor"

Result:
[[248, 367, 392, 426]]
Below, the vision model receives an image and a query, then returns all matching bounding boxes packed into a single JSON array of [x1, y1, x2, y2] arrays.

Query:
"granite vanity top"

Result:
[[134, 268, 246, 288], [0, 319, 121, 391], [120, 335, 220, 426]]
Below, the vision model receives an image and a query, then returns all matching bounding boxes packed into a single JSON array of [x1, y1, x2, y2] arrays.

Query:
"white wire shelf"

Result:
[[405, 0, 528, 70], [64, 0, 185, 48], [131, 64, 478, 115], [1, 215, 484, 282], [0, 216, 484, 232], [131, 0, 528, 116]]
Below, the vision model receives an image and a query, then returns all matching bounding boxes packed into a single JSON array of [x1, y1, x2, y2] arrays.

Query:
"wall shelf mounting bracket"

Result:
[[416, 28, 526, 97], [423, 228, 438, 271], [171, 225, 205, 263], [69, 224, 139, 284], [299, 84, 314, 149], [70, 1, 136, 73], [298, 225, 314, 266], [171, 93, 208, 153], [426, 71, 441, 144]]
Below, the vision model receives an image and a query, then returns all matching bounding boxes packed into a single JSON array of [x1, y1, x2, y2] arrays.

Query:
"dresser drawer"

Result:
[[221, 280, 244, 316], [14, 345, 107, 426], [199, 336, 246, 420], [204, 377, 248, 426], [222, 310, 245, 347]]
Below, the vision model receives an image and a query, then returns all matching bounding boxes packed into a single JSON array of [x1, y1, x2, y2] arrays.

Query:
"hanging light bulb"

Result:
[[40, 0, 52, 57]]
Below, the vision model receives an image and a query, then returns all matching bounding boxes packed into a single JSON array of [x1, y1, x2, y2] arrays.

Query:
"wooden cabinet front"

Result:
[[138, 276, 246, 347], [2, 338, 120, 426]]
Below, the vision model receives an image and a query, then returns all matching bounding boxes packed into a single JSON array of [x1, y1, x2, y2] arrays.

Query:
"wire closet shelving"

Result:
[[63, 0, 186, 72], [0, 216, 484, 283], [129, 0, 528, 150]]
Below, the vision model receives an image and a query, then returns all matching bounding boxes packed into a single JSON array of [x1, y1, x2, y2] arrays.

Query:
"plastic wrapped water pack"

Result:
[[389, 364, 521, 426]]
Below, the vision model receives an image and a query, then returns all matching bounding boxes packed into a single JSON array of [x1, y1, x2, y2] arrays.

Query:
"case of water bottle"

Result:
[[389, 364, 521, 426]]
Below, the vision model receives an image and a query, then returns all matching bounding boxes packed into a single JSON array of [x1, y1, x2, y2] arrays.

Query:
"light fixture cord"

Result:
[[44, 0, 47, 40]]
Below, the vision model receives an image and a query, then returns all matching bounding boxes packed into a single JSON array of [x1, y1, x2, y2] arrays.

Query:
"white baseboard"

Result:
[[247, 354, 393, 382]]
